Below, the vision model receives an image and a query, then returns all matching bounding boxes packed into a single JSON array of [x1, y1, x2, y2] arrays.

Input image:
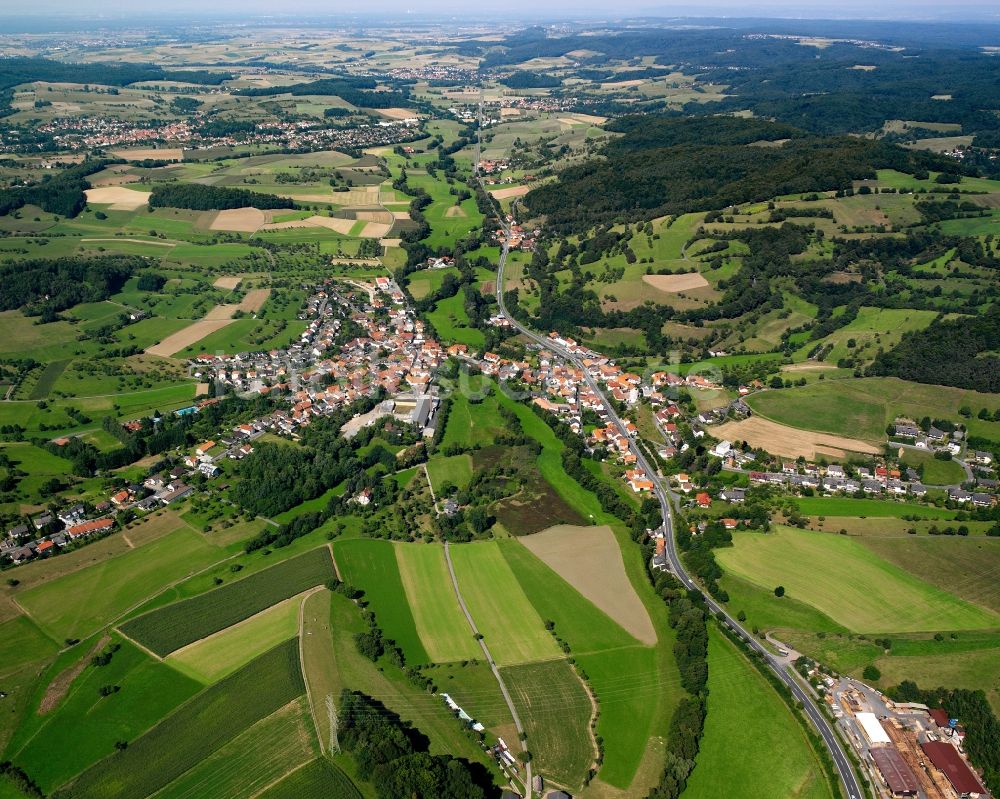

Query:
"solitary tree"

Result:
[[774, 585, 785, 597]]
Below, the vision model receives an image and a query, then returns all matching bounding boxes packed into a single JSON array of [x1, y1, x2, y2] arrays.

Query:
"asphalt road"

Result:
[[491, 230, 864, 799]]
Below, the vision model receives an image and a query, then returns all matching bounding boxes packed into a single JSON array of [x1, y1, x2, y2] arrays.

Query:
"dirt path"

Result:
[[37, 634, 110, 716], [422, 463, 441, 516], [296, 588, 327, 754], [121, 533, 134, 549], [443, 541, 532, 797]]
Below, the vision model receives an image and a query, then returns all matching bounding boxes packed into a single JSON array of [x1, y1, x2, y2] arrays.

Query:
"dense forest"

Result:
[[148, 183, 295, 211], [0, 57, 230, 116], [869, 306, 1000, 393], [501, 71, 561, 89], [234, 76, 411, 108], [0, 255, 138, 316], [0, 158, 113, 218], [472, 25, 1000, 136], [523, 117, 950, 232]]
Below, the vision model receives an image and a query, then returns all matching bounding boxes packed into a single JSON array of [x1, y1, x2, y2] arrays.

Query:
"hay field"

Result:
[[716, 526, 999, 633], [714, 415, 881, 460], [207, 207, 270, 232], [84, 186, 150, 210], [520, 525, 656, 645], [395, 544, 481, 663], [489, 185, 531, 199], [145, 319, 235, 357], [451, 541, 563, 666], [213, 276, 242, 290], [642, 273, 710, 293], [374, 107, 418, 120], [111, 147, 184, 161], [239, 288, 270, 313], [360, 221, 392, 238]]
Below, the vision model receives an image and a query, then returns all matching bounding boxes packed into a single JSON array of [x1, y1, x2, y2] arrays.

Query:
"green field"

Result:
[[0, 616, 60, 751], [166, 594, 304, 683], [332, 538, 429, 664], [684, 628, 834, 799], [792, 306, 939, 366], [9, 639, 202, 794], [859, 535, 1000, 615], [426, 291, 485, 348], [501, 659, 594, 790], [152, 696, 319, 799], [899, 448, 967, 486], [793, 496, 959, 519], [450, 541, 562, 666], [17, 528, 222, 642], [394, 544, 482, 663], [747, 377, 1000, 443], [60, 640, 305, 799], [256, 757, 362, 799], [717, 526, 999, 633], [120, 547, 334, 656], [424, 453, 473, 492]]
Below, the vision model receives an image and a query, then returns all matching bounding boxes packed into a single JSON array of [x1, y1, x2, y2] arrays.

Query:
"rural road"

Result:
[[489, 208, 865, 799], [443, 541, 532, 797]]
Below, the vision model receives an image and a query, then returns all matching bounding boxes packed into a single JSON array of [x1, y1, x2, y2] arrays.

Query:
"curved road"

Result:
[[490, 228, 863, 799]]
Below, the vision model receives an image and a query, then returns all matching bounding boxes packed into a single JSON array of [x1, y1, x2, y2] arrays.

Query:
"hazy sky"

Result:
[[1, 0, 998, 21]]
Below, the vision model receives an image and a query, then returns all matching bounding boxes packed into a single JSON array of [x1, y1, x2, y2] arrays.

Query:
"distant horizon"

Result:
[[0, 2, 999, 25]]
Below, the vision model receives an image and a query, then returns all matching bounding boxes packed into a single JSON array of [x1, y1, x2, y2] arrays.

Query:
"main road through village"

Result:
[[488, 212, 865, 799]]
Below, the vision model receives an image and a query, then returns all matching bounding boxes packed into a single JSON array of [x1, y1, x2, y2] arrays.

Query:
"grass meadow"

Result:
[[61, 640, 304, 799], [332, 539, 430, 664], [684, 628, 835, 799], [9, 638, 202, 794], [716, 526, 999, 633], [256, 757, 362, 799], [747, 377, 1000, 443], [17, 528, 221, 642]]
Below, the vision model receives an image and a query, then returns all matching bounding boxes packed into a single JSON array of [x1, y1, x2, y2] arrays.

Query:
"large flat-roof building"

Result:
[[871, 748, 919, 797], [921, 741, 986, 797], [856, 712, 892, 746]]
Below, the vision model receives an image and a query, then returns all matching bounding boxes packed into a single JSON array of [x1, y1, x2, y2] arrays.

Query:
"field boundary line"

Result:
[[116, 628, 164, 661], [327, 542, 342, 581], [443, 541, 533, 797], [296, 588, 327, 755], [246, 757, 315, 799], [159, 589, 316, 660]]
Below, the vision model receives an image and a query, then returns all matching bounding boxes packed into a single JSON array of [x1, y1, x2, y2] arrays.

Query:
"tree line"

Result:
[[0, 158, 113, 219], [0, 255, 138, 317], [148, 183, 295, 211]]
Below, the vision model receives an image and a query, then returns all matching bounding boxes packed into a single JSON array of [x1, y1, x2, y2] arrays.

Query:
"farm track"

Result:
[[443, 541, 532, 797], [485, 171, 863, 799]]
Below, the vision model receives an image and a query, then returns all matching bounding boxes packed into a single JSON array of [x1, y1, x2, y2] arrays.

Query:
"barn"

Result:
[[871, 748, 919, 797]]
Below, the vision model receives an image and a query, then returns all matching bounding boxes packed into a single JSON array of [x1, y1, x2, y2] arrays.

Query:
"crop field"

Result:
[[61, 640, 305, 799], [8, 639, 202, 794], [451, 541, 562, 666], [684, 628, 834, 799], [394, 544, 482, 663], [332, 538, 429, 664], [717, 526, 999, 633], [17, 528, 222, 642], [256, 758, 362, 799], [166, 593, 306, 683], [120, 548, 333, 656], [714, 415, 881, 461], [501, 659, 594, 790], [518, 525, 656, 645], [746, 377, 1000, 443], [153, 697, 319, 799]]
